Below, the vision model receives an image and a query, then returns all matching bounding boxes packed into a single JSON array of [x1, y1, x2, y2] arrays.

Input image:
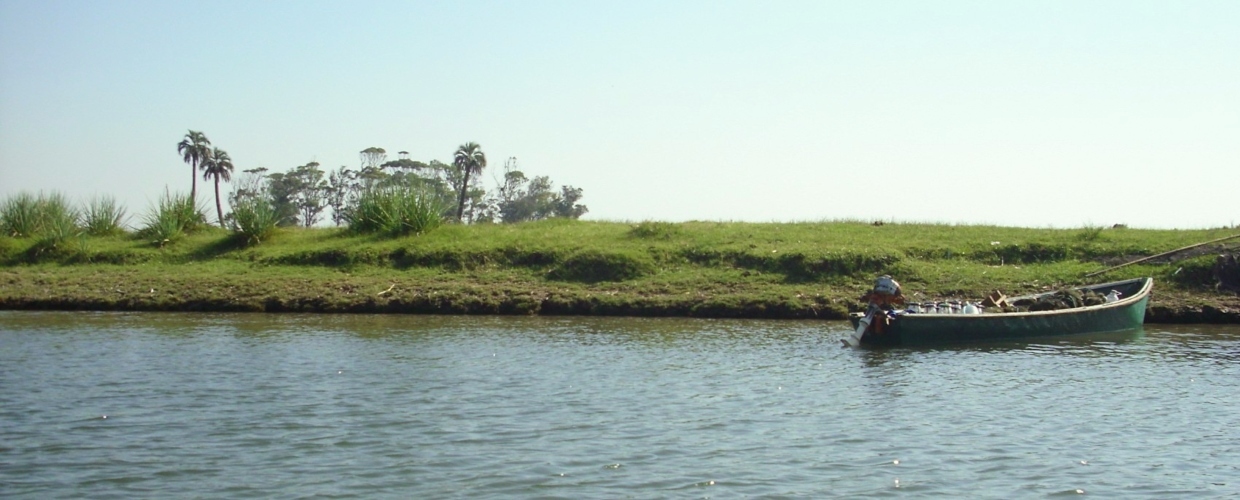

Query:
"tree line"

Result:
[[177, 131, 588, 229]]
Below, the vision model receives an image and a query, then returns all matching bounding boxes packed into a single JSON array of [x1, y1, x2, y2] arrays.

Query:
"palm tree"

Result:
[[201, 147, 235, 227], [452, 142, 487, 222], [176, 130, 212, 202]]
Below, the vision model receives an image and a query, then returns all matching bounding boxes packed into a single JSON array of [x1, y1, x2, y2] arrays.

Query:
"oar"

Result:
[[843, 311, 871, 347], [1085, 233, 1240, 277]]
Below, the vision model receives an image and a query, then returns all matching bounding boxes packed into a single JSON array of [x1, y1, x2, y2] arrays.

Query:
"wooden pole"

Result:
[[1085, 233, 1240, 278]]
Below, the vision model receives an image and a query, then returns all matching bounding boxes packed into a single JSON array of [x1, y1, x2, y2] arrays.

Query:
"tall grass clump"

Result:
[[347, 186, 444, 237], [1, 191, 80, 238], [33, 192, 83, 254], [1075, 224, 1105, 242], [0, 191, 84, 255], [82, 196, 128, 236], [230, 196, 279, 245], [139, 191, 207, 245], [1, 192, 42, 237]]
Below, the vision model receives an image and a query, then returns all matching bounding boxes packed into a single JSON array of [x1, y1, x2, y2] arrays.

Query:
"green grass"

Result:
[[1, 219, 1236, 319], [629, 220, 683, 240]]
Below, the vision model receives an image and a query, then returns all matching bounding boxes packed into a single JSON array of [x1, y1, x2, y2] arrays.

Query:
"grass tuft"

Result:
[[0, 191, 84, 255], [1, 192, 42, 237], [230, 196, 280, 245], [348, 186, 445, 237], [1075, 224, 1105, 242], [139, 191, 207, 246], [1, 191, 82, 240], [83, 196, 128, 236], [629, 221, 682, 240]]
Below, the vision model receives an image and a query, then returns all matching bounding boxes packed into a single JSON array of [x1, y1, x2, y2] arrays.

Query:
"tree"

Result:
[[420, 160, 465, 219], [552, 185, 589, 219], [200, 147, 235, 227], [359, 147, 387, 169], [265, 172, 300, 227], [229, 168, 269, 206], [452, 142, 487, 222], [379, 158, 426, 171], [483, 157, 588, 223], [176, 130, 211, 202], [326, 166, 356, 226], [268, 162, 327, 227], [287, 162, 328, 227], [503, 175, 554, 223]]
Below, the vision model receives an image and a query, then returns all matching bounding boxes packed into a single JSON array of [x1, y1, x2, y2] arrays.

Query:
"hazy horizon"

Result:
[[2, 1, 1237, 229]]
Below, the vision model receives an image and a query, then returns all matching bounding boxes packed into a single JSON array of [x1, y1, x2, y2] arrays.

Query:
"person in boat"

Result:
[[847, 275, 906, 345], [860, 275, 905, 312]]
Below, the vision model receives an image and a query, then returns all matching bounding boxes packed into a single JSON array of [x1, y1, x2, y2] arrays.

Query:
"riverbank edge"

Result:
[[2, 284, 1235, 324]]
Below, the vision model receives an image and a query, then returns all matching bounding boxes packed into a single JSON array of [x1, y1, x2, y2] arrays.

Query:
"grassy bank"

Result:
[[1, 220, 1237, 323]]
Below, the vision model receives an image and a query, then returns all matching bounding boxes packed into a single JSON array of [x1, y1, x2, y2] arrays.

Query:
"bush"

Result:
[[1, 191, 81, 239], [347, 186, 444, 237], [230, 196, 280, 245], [0, 191, 84, 258], [1075, 224, 1105, 242], [1, 192, 41, 237], [34, 206, 82, 253], [139, 191, 207, 246], [83, 196, 127, 236]]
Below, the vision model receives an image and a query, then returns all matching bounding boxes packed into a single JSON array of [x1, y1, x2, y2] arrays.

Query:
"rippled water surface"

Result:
[[2, 311, 1238, 498]]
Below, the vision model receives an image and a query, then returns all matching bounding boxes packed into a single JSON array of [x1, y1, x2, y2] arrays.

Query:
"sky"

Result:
[[1, 0, 1237, 229]]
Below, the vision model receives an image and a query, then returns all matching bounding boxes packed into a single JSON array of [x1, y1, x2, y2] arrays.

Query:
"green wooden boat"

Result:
[[849, 277, 1152, 347]]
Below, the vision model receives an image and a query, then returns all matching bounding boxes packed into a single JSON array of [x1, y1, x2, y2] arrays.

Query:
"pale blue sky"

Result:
[[1, 0, 1236, 228]]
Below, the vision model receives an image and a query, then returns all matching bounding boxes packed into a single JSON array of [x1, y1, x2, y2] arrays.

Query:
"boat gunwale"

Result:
[[852, 277, 1152, 322]]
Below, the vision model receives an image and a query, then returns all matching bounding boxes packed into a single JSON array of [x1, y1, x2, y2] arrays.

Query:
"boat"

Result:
[[847, 277, 1153, 347]]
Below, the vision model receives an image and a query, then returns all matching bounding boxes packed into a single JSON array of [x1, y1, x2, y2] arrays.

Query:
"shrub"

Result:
[[390, 187, 444, 236], [82, 196, 127, 236], [34, 205, 82, 252], [0, 192, 41, 237], [1, 191, 81, 238], [1075, 224, 1105, 242], [230, 196, 280, 245], [0, 191, 83, 252], [347, 186, 444, 237], [139, 191, 207, 246]]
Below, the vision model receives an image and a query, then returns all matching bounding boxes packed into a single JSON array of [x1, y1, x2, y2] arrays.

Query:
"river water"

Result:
[[1, 311, 1237, 498]]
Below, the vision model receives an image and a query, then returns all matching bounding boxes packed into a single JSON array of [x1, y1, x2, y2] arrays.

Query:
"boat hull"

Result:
[[850, 277, 1152, 347]]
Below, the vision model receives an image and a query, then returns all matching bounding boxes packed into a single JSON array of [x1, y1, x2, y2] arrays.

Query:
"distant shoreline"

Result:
[[0, 286, 1237, 324], [2, 221, 1238, 324]]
